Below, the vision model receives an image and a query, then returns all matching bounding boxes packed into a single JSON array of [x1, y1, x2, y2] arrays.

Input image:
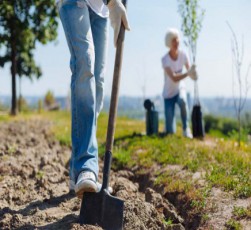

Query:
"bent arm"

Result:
[[164, 67, 188, 83], [185, 62, 190, 71]]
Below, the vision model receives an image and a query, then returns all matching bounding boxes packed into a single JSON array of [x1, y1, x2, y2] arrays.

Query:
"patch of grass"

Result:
[[6, 144, 17, 155], [247, 206, 251, 218], [2, 155, 9, 161], [43, 111, 250, 199], [208, 129, 226, 139], [225, 218, 242, 230], [36, 171, 44, 180], [42, 111, 146, 149], [113, 149, 132, 170], [188, 186, 210, 212], [233, 206, 251, 219], [113, 129, 251, 198], [5, 111, 251, 201], [0, 114, 10, 123], [42, 111, 71, 147], [163, 218, 173, 226], [155, 170, 210, 212], [201, 213, 210, 223], [206, 153, 251, 198]]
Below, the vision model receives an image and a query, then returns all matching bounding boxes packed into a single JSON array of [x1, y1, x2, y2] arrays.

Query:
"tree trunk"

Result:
[[10, 40, 17, 116]]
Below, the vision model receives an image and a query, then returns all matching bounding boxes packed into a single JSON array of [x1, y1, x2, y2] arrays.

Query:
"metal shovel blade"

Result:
[[80, 189, 124, 230]]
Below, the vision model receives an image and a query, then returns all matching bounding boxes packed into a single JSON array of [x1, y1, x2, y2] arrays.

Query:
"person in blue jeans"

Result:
[[56, 0, 130, 197], [161, 28, 198, 138]]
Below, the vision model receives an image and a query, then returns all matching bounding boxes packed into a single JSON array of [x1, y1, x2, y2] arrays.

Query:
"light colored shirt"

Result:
[[86, 0, 109, 18], [161, 50, 189, 99], [56, 0, 109, 18]]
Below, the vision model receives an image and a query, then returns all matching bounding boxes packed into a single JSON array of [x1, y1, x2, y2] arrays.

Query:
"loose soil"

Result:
[[0, 119, 250, 229], [0, 119, 184, 230]]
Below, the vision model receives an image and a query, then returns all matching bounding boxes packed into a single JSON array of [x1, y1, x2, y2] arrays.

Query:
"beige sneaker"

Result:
[[75, 171, 99, 198], [74, 171, 113, 198], [183, 128, 193, 139]]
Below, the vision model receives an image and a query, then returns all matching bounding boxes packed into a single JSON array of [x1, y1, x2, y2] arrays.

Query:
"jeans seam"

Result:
[[59, 6, 80, 181], [60, 5, 81, 149]]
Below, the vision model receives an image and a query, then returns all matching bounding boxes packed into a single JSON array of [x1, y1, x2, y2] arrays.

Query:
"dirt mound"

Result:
[[0, 119, 184, 230]]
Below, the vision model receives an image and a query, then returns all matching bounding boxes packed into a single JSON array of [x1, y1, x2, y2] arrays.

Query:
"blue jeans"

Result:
[[164, 92, 190, 134], [58, 0, 108, 182]]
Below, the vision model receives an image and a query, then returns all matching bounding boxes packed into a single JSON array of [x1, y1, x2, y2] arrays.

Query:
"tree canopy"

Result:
[[0, 0, 58, 115]]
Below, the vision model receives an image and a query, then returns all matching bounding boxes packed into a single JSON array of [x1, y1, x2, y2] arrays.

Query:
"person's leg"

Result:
[[177, 91, 192, 137], [58, 0, 98, 183], [89, 9, 109, 119], [164, 95, 177, 134]]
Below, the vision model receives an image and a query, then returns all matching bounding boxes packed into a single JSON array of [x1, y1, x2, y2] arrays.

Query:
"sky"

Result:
[[1, 0, 251, 99]]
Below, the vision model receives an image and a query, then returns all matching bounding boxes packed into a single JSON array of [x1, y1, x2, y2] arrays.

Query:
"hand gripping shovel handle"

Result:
[[102, 0, 128, 191]]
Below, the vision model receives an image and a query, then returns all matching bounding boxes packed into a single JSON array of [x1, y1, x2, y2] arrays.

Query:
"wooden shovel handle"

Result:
[[102, 0, 128, 191], [105, 0, 127, 152]]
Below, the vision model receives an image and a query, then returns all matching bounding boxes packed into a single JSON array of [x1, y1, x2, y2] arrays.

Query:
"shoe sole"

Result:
[[75, 180, 98, 198]]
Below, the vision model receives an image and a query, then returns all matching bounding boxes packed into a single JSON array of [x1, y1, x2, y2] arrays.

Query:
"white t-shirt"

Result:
[[85, 0, 109, 18], [161, 50, 189, 99], [56, 0, 109, 18]]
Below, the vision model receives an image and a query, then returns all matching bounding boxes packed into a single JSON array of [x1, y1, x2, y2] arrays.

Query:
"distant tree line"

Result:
[[204, 114, 251, 142]]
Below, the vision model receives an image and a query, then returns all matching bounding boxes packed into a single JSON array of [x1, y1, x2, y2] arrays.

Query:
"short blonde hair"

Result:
[[165, 28, 180, 48]]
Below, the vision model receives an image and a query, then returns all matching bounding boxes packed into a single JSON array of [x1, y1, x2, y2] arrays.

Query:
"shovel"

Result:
[[79, 0, 128, 229]]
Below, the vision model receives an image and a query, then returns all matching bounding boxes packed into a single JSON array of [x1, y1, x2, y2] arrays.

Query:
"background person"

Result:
[[162, 28, 197, 138]]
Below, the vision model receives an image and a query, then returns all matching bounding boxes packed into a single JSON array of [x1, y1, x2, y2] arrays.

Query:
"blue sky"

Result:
[[1, 0, 251, 98]]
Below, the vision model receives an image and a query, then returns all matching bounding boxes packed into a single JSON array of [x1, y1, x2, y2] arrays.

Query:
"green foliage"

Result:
[[44, 90, 56, 107], [0, 0, 59, 113], [206, 156, 251, 198], [232, 206, 251, 219], [242, 113, 251, 135], [36, 170, 44, 180], [204, 114, 251, 143], [163, 218, 173, 226], [225, 219, 242, 230], [204, 114, 220, 133], [0, 114, 9, 122], [222, 121, 239, 136], [17, 95, 29, 112], [204, 114, 239, 135], [0, 0, 58, 71], [112, 124, 251, 198], [201, 214, 210, 223], [178, 0, 205, 62], [22, 111, 251, 200], [43, 111, 71, 146], [228, 129, 249, 143], [38, 99, 43, 113], [6, 143, 17, 155]]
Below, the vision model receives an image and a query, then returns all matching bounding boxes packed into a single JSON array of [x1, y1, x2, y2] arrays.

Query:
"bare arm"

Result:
[[185, 62, 190, 71], [164, 67, 188, 83]]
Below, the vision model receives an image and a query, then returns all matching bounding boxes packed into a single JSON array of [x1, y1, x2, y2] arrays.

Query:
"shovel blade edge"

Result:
[[80, 190, 124, 230]]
